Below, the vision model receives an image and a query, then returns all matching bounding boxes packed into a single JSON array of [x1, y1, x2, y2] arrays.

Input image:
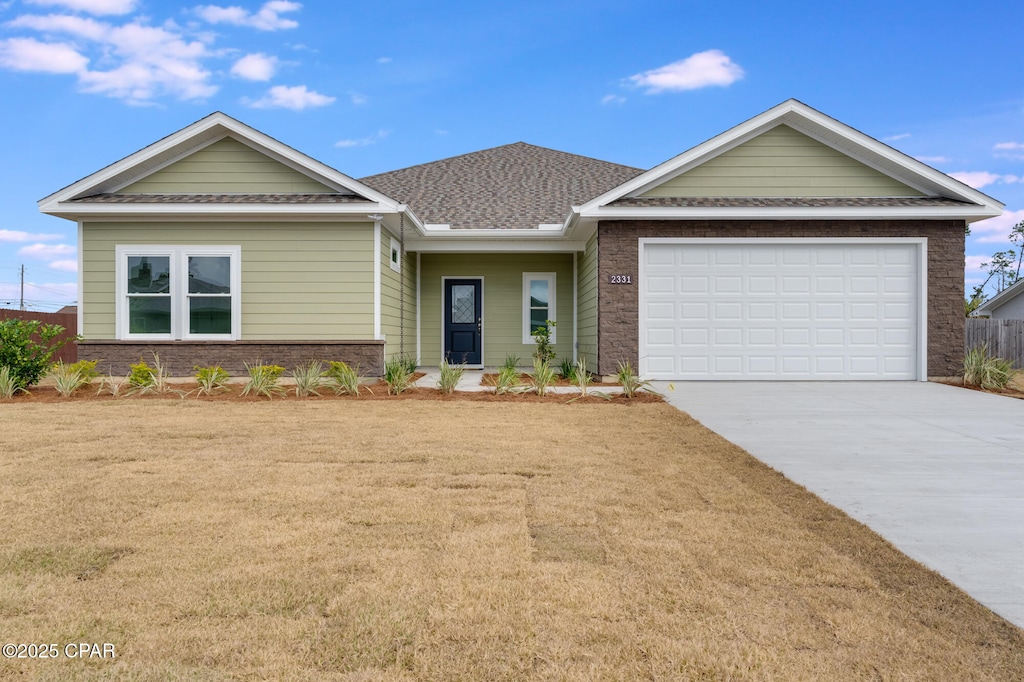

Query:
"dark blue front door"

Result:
[[444, 279, 482, 365]]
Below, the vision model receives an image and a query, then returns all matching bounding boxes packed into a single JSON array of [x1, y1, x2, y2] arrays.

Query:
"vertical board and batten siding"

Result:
[[81, 221, 375, 340], [577, 232, 599, 368], [640, 125, 925, 198], [121, 138, 337, 194], [966, 319, 1024, 369], [380, 226, 417, 361], [419, 253, 574, 367]]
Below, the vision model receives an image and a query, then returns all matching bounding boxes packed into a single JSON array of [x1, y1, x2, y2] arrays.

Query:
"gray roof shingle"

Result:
[[359, 142, 643, 230], [71, 193, 371, 204]]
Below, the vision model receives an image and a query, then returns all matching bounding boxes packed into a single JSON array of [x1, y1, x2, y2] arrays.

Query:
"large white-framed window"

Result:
[[522, 272, 556, 344], [116, 245, 241, 340]]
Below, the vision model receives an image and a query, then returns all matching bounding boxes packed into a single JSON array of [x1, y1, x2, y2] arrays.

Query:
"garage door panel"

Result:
[[641, 242, 919, 380]]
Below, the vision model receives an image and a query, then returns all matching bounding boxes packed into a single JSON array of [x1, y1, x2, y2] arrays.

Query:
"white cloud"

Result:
[[17, 242, 76, 259], [376, 56, 391, 64], [601, 94, 626, 105], [0, 37, 87, 73], [970, 209, 1024, 244], [230, 52, 277, 80], [349, 91, 367, 105], [4, 14, 217, 103], [195, 1, 301, 31], [26, 0, 137, 15], [994, 141, 1024, 160], [884, 133, 911, 141], [49, 259, 78, 272], [948, 171, 1021, 189], [0, 229, 63, 242], [629, 50, 744, 93], [335, 129, 390, 148], [915, 155, 950, 164], [246, 84, 333, 110]]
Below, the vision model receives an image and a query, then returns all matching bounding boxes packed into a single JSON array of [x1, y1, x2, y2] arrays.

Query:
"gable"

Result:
[[639, 124, 925, 199], [120, 137, 337, 194]]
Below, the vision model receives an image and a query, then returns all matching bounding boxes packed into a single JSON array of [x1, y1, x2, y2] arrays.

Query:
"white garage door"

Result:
[[640, 240, 921, 380]]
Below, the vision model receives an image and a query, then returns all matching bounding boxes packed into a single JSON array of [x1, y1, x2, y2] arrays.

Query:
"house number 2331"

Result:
[[608, 275, 632, 284]]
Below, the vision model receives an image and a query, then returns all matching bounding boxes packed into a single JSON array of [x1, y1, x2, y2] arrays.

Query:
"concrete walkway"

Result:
[[656, 381, 1024, 629]]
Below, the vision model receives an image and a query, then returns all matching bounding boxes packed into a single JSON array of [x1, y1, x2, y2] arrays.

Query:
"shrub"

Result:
[[326, 361, 363, 396], [383, 357, 414, 395], [492, 365, 522, 394], [616, 360, 654, 399], [242, 362, 286, 398], [67, 359, 100, 384], [194, 365, 230, 395], [532, 320, 557, 363], [128, 359, 156, 388], [501, 354, 521, 371], [0, 366, 25, 399], [0, 318, 77, 389], [437, 360, 464, 394], [49, 360, 88, 397], [292, 360, 325, 397], [963, 345, 1016, 390], [558, 357, 576, 382], [531, 358, 556, 397]]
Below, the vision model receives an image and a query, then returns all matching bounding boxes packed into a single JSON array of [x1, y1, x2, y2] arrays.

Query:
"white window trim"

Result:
[[115, 245, 242, 341], [522, 272, 556, 344], [389, 237, 401, 273]]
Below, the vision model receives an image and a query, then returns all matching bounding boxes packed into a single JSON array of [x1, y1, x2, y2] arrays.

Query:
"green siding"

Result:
[[82, 221, 375, 340], [380, 226, 417, 362], [121, 137, 337, 194], [419, 253, 574, 367], [577, 232, 598, 369], [641, 125, 925, 198]]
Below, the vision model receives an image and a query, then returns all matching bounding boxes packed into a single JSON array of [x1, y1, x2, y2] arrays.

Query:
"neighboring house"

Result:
[[39, 99, 1002, 380], [976, 280, 1024, 319]]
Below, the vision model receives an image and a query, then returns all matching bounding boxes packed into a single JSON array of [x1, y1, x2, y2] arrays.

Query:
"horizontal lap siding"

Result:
[[641, 125, 924, 198], [578, 232, 599, 368], [81, 221, 374, 340], [122, 138, 336, 194], [419, 253, 574, 367], [380, 226, 417, 362]]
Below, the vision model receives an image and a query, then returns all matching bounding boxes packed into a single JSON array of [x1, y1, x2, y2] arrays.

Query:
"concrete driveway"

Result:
[[656, 381, 1024, 629]]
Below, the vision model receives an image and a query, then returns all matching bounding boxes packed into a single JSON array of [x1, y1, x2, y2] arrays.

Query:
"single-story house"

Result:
[[40, 99, 1002, 380], [975, 279, 1024, 319]]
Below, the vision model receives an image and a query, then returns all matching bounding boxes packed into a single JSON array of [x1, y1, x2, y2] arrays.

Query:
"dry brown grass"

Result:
[[1, 400, 1022, 680]]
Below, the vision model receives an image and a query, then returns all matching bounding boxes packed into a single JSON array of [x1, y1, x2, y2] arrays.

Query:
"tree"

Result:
[[971, 220, 1024, 305], [0, 319, 77, 389]]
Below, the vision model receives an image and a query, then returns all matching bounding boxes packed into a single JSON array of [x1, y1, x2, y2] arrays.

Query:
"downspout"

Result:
[[572, 251, 578, 362], [416, 251, 421, 364], [400, 209, 405, 359]]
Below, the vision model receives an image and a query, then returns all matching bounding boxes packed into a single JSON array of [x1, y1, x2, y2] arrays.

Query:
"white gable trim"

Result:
[[579, 99, 1003, 218], [39, 111, 401, 213]]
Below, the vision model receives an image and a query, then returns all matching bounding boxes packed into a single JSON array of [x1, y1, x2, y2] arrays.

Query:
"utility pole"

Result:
[[19, 264, 25, 311]]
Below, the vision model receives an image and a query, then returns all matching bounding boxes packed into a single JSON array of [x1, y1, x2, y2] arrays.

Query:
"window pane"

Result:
[[128, 296, 171, 334], [128, 256, 170, 294], [188, 256, 230, 294], [190, 297, 232, 334], [530, 307, 549, 333], [451, 285, 475, 324], [529, 279, 548, 308]]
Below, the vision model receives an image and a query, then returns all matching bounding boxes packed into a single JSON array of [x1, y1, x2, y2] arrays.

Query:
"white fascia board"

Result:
[[405, 239, 586, 253], [581, 204, 1002, 222], [44, 202, 395, 219], [39, 111, 402, 212], [578, 99, 1003, 215]]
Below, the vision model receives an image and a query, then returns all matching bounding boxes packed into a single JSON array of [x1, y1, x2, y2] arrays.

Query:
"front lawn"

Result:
[[1, 401, 1021, 679]]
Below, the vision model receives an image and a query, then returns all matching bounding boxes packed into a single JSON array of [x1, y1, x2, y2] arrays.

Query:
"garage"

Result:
[[639, 239, 925, 380]]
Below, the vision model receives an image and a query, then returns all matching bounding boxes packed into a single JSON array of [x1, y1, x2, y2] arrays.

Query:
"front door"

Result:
[[443, 278, 482, 365]]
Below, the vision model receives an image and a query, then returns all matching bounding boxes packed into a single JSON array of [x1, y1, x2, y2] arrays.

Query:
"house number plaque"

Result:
[[608, 275, 633, 284]]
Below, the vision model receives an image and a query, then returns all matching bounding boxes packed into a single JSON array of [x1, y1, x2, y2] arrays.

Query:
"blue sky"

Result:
[[0, 0, 1022, 310]]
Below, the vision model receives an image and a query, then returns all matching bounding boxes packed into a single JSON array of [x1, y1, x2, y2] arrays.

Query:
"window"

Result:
[[116, 245, 241, 340], [522, 272, 556, 344], [389, 237, 401, 273]]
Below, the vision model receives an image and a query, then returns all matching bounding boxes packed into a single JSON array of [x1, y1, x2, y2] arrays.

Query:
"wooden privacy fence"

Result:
[[966, 319, 1024, 369], [0, 309, 78, 364]]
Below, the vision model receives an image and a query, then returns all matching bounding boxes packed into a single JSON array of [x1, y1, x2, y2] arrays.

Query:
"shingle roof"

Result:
[[608, 196, 974, 208], [71, 193, 371, 204], [359, 142, 643, 230]]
